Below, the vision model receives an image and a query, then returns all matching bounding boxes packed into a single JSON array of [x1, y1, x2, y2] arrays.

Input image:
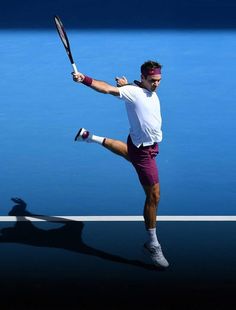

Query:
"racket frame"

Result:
[[54, 15, 78, 73]]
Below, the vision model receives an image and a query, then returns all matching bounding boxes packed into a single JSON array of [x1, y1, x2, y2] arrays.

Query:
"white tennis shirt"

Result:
[[118, 84, 162, 147]]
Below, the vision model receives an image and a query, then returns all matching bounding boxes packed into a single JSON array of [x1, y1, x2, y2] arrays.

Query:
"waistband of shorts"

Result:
[[127, 135, 157, 149], [140, 142, 157, 148]]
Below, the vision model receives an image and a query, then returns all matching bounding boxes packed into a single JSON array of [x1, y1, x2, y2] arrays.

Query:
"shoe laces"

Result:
[[148, 245, 164, 258]]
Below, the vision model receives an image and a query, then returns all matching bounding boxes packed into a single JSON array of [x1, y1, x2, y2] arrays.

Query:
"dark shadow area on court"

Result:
[[0, 198, 156, 271], [0, 199, 236, 309], [0, 0, 236, 29]]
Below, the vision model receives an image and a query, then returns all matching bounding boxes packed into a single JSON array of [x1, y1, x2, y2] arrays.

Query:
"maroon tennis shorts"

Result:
[[127, 135, 159, 186]]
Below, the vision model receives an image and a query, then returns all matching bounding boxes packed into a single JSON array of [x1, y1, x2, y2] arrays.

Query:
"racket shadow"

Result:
[[0, 198, 159, 271]]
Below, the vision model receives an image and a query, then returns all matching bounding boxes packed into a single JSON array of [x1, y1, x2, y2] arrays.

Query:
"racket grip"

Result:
[[72, 63, 78, 73]]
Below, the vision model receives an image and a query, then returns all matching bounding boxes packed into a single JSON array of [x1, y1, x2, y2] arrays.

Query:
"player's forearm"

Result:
[[73, 72, 119, 96]]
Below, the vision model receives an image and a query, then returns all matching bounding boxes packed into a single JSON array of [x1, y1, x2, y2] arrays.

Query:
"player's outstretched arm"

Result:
[[72, 72, 120, 96]]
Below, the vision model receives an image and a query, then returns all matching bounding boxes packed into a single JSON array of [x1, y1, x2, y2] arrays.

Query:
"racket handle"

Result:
[[72, 63, 78, 73]]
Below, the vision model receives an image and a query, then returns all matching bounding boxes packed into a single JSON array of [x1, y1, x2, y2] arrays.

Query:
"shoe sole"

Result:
[[74, 128, 83, 141]]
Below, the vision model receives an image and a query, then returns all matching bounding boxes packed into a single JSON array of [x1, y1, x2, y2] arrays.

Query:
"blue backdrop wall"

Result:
[[1, 0, 236, 29]]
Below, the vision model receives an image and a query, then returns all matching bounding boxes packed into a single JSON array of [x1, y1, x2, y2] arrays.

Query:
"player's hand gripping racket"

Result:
[[54, 15, 78, 73]]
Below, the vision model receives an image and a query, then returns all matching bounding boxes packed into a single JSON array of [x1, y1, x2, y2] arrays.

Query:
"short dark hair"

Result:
[[141, 60, 162, 77]]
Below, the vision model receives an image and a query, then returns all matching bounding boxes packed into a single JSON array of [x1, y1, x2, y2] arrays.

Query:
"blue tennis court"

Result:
[[1, 0, 236, 308], [1, 29, 235, 216]]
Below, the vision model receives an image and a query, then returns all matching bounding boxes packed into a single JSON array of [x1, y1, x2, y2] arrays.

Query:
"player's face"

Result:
[[142, 74, 162, 92]]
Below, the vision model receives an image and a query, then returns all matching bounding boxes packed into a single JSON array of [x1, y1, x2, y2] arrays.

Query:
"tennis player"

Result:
[[72, 60, 169, 268]]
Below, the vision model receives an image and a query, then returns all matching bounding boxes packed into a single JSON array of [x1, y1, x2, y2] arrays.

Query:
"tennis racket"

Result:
[[54, 15, 78, 73]]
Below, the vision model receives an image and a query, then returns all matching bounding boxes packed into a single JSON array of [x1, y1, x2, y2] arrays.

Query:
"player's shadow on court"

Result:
[[0, 198, 158, 271]]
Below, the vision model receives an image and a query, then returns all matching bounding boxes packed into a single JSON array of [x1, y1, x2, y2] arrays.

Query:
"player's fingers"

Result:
[[72, 72, 79, 78], [72, 72, 84, 82], [73, 76, 80, 83], [72, 71, 82, 76]]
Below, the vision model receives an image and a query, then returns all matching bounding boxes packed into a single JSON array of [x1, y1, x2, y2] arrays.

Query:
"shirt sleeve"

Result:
[[117, 85, 137, 104]]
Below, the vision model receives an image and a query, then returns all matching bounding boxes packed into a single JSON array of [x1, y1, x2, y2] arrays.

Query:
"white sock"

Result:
[[147, 228, 159, 246], [90, 134, 105, 145]]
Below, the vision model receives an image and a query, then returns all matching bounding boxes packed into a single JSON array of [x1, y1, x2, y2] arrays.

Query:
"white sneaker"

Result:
[[74, 128, 92, 142], [144, 242, 169, 268]]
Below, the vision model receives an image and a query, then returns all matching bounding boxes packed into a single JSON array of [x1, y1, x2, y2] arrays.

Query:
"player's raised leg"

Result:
[[74, 128, 129, 161]]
